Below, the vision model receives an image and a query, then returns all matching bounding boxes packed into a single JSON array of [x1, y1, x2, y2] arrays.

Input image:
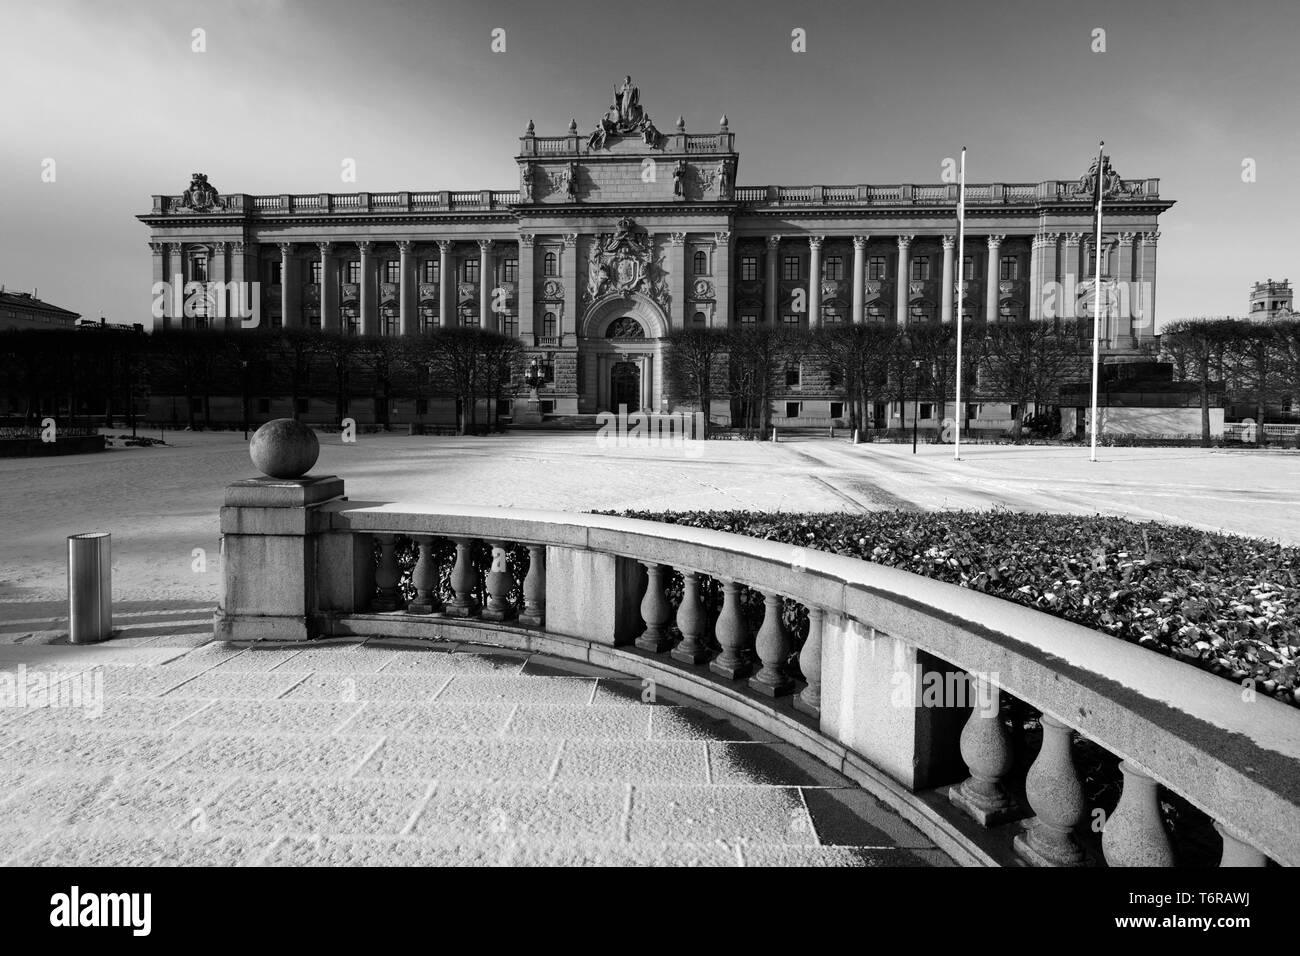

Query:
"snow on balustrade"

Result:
[[216, 481, 1299, 869]]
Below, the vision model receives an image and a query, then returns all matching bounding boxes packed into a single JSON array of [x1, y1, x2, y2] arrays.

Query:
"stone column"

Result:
[[210, 241, 228, 328], [279, 243, 300, 329], [561, 233, 578, 342], [230, 241, 258, 329], [1136, 231, 1159, 342], [765, 235, 781, 326], [1030, 233, 1057, 323], [1115, 232, 1137, 345], [318, 242, 339, 332], [714, 231, 732, 328], [478, 238, 495, 331], [1102, 760, 1175, 867], [940, 235, 955, 324], [149, 242, 167, 328], [398, 240, 415, 336], [357, 241, 376, 335], [167, 242, 184, 329], [985, 235, 1004, 323], [666, 233, 686, 330], [895, 235, 913, 325], [807, 235, 824, 329], [438, 240, 454, 328], [517, 235, 535, 341], [1014, 712, 1086, 866], [1061, 233, 1082, 289], [852, 235, 868, 324]]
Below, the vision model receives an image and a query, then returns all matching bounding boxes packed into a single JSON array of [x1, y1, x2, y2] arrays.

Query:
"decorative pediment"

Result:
[[586, 75, 663, 151], [584, 218, 668, 308], [1069, 154, 1140, 199]]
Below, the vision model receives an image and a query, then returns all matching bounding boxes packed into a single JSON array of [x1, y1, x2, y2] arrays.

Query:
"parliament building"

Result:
[[138, 78, 1174, 428]]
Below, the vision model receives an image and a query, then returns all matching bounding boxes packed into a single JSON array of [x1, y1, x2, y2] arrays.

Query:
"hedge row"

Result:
[[606, 510, 1300, 707]]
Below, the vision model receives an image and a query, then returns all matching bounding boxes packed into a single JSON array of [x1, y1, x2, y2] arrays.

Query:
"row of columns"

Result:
[[753, 231, 1158, 329]]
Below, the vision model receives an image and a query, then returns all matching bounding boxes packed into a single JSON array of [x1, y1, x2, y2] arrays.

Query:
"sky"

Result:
[[1, 0, 1297, 329]]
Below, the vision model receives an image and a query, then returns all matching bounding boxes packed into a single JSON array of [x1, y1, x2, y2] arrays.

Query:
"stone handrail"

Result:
[[217, 480, 1298, 867]]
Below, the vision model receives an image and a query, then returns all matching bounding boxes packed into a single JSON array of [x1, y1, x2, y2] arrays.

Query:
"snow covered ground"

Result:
[[1, 430, 1298, 613]]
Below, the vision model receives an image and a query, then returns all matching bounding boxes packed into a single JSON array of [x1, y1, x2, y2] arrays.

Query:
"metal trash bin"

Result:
[[68, 532, 112, 644]]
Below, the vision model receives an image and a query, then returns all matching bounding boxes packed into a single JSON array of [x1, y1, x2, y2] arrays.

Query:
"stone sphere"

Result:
[[249, 419, 320, 479]]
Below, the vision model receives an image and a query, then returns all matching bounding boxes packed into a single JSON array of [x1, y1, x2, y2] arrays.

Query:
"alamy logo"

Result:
[[50, 886, 151, 936], [595, 406, 705, 458], [150, 276, 260, 327], [0, 665, 103, 719]]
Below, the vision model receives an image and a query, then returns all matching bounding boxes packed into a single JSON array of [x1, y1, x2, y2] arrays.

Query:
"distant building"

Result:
[[0, 287, 80, 330], [1249, 279, 1293, 321]]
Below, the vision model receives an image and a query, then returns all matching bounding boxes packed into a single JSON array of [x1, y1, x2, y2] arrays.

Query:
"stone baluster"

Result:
[[709, 580, 753, 679], [670, 570, 710, 664], [1214, 821, 1267, 867], [749, 592, 794, 696], [1014, 713, 1086, 866], [444, 536, 480, 617], [407, 535, 442, 614], [481, 541, 516, 621], [518, 545, 546, 626], [949, 677, 1024, 825], [1102, 761, 1175, 866], [635, 562, 674, 653], [794, 606, 824, 718], [372, 533, 403, 612]]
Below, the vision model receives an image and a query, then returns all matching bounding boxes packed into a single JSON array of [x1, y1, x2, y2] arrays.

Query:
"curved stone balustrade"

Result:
[[216, 478, 1299, 867]]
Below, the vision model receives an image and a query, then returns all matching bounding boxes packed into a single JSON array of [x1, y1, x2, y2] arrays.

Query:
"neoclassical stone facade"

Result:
[[138, 79, 1174, 423]]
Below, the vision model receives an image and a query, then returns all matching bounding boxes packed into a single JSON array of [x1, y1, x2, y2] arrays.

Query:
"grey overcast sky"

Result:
[[1, 0, 1297, 327]]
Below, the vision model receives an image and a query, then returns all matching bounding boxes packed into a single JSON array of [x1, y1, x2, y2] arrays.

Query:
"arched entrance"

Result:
[[579, 293, 670, 414], [610, 360, 641, 412]]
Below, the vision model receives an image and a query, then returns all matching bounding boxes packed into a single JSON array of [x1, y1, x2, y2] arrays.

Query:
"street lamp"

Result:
[[912, 358, 922, 454]]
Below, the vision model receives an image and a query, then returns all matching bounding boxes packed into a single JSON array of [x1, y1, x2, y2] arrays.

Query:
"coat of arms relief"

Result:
[[583, 218, 670, 310]]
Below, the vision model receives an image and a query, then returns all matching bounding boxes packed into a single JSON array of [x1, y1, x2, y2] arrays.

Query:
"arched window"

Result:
[[693, 250, 708, 276], [692, 311, 707, 328], [542, 312, 557, 336], [544, 252, 557, 276]]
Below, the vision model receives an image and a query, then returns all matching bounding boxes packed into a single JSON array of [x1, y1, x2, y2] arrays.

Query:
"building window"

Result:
[[342, 305, 359, 334], [347, 260, 360, 284], [962, 256, 975, 280], [821, 306, 843, 325], [460, 305, 479, 328], [785, 402, 800, 419], [739, 314, 758, 327], [308, 261, 322, 285], [543, 251, 557, 276], [823, 256, 844, 280], [542, 312, 557, 337], [867, 303, 886, 320], [266, 261, 282, 285], [910, 302, 935, 323], [419, 305, 437, 332], [785, 364, 801, 388], [1000, 255, 1019, 281], [384, 260, 401, 284], [502, 258, 518, 283], [463, 260, 480, 283], [868, 256, 886, 281], [920, 403, 934, 420], [782, 256, 800, 281], [422, 259, 438, 283], [502, 314, 519, 338], [693, 250, 708, 276], [381, 305, 399, 336], [740, 256, 758, 281], [911, 257, 930, 281], [830, 402, 844, 419], [191, 254, 208, 281], [781, 313, 801, 328], [304, 308, 321, 330]]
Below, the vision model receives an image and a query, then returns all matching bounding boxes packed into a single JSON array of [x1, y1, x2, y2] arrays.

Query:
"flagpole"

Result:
[[954, 147, 966, 461], [1089, 140, 1105, 463]]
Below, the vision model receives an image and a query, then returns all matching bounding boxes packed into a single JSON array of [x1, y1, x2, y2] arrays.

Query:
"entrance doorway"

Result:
[[610, 361, 641, 412]]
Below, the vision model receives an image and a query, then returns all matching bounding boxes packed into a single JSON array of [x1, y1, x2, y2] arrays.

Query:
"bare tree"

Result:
[[1160, 318, 1239, 446], [982, 319, 1083, 438], [664, 327, 728, 437]]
